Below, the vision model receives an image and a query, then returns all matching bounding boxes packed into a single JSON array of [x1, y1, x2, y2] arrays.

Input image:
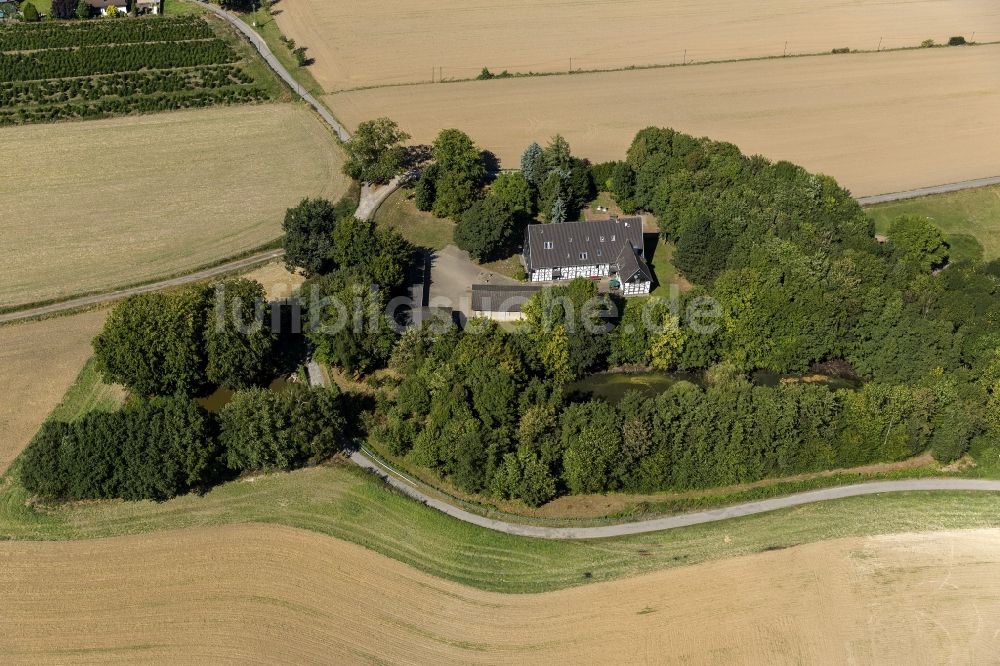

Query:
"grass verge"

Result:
[[236, 7, 326, 100], [866, 184, 1000, 262], [373, 188, 455, 251], [46, 358, 127, 423]]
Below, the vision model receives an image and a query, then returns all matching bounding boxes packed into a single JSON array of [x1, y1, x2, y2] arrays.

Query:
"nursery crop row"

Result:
[[0, 16, 214, 51], [0, 65, 254, 107], [0, 39, 237, 82], [0, 86, 271, 125]]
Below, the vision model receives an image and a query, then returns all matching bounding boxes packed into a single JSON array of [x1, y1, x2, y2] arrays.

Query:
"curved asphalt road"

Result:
[[353, 448, 1000, 540], [296, 363, 1000, 541]]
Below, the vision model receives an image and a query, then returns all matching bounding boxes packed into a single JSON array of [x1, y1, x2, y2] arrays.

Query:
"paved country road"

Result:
[[194, 0, 350, 141], [0, 249, 285, 325], [297, 365, 1000, 541], [857, 175, 1000, 205], [352, 448, 1000, 540]]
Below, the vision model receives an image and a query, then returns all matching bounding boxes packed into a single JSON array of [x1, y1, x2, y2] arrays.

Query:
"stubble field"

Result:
[[0, 103, 346, 309], [330, 44, 1000, 197], [0, 310, 109, 474], [2, 524, 999, 664], [275, 0, 1000, 91]]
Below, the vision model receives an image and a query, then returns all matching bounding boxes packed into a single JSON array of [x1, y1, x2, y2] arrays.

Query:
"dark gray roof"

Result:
[[471, 284, 542, 313], [616, 244, 653, 283], [525, 217, 644, 271]]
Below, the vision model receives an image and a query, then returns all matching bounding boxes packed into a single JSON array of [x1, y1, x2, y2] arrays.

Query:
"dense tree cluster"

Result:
[[282, 194, 413, 376], [219, 383, 346, 472], [93, 279, 275, 397], [21, 397, 217, 502], [370, 307, 992, 505], [413, 128, 488, 220], [20, 384, 346, 502]]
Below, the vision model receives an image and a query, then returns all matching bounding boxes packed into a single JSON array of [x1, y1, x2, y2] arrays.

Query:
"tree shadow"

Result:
[[402, 144, 433, 170], [480, 149, 501, 176]]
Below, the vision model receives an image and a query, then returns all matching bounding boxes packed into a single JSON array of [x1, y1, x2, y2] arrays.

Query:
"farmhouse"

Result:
[[523, 217, 652, 295], [86, 0, 161, 14]]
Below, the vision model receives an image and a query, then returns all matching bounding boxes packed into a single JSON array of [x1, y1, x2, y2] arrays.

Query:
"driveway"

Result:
[[427, 245, 519, 321]]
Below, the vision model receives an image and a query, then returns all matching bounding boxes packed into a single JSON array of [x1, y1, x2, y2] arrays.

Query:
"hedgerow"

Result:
[[0, 15, 275, 125], [0, 16, 214, 51], [0, 39, 237, 81], [0, 65, 253, 106], [0, 86, 270, 125]]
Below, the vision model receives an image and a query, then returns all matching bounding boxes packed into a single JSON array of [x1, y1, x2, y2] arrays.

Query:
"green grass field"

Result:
[[374, 188, 456, 251], [2, 461, 999, 593], [867, 184, 1000, 263], [646, 237, 690, 295]]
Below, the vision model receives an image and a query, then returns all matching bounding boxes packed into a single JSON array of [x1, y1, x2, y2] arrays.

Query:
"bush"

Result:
[[21, 2, 40, 20], [589, 161, 619, 191], [477, 67, 494, 80], [491, 448, 557, 507], [948, 36, 967, 46], [414, 166, 437, 211]]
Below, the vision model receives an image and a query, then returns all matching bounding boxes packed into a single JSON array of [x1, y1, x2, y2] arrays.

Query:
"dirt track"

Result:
[[329, 44, 1000, 197], [276, 0, 1000, 90], [2, 524, 999, 664]]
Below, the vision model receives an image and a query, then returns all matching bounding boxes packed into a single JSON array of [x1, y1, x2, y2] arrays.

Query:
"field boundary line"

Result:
[[327, 41, 1000, 95]]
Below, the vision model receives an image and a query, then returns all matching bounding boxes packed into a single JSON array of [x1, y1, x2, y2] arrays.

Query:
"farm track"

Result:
[[351, 445, 1000, 539], [0, 249, 285, 325], [192, 0, 349, 141]]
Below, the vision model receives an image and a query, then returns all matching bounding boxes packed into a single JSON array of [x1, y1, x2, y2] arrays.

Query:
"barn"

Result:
[[470, 284, 542, 322]]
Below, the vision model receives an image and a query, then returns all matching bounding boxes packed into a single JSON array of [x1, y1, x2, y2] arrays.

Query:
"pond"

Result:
[[568, 372, 699, 404], [196, 376, 291, 413], [570, 368, 862, 405]]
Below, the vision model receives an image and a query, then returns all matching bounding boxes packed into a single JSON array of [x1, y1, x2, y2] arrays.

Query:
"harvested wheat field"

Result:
[[1, 524, 999, 664], [0, 310, 109, 474], [277, 0, 1000, 91], [0, 104, 346, 310], [330, 44, 1000, 197]]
